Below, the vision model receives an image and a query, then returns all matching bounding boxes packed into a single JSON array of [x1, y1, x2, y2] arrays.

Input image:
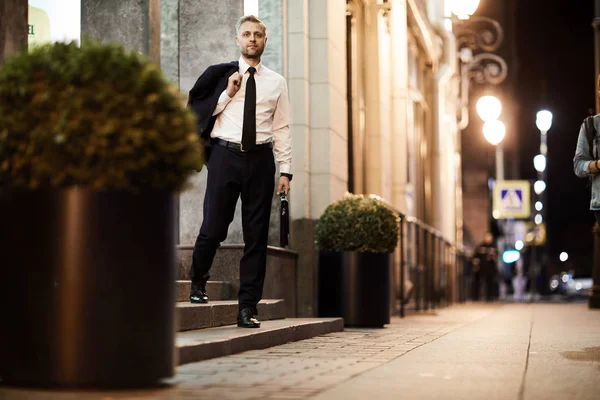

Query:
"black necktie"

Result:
[[242, 67, 257, 151]]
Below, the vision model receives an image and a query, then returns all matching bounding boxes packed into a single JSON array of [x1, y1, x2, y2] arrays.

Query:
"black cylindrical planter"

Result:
[[318, 251, 391, 327], [0, 188, 177, 388]]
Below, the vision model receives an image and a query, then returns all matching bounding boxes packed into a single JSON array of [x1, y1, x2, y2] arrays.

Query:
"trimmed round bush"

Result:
[[315, 193, 400, 253], [0, 40, 202, 191]]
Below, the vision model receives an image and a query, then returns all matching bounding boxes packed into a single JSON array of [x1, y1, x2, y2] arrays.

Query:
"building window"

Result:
[[28, 0, 81, 47], [244, 0, 259, 16]]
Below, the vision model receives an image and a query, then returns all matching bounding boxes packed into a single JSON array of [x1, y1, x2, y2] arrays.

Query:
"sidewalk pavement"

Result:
[[1, 302, 599, 400]]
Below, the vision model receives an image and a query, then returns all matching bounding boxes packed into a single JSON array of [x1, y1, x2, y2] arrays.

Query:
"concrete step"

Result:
[[175, 299, 285, 332], [176, 280, 233, 302], [176, 317, 344, 365], [177, 245, 299, 318]]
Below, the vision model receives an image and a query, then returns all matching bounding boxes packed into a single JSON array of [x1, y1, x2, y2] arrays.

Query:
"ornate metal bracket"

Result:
[[454, 16, 504, 53], [462, 53, 508, 87], [455, 16, 508, 130], [458, 52, 508, 130]]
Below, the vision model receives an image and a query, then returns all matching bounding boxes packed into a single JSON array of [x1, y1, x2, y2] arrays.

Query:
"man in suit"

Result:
[[187, 15, 292, 328]]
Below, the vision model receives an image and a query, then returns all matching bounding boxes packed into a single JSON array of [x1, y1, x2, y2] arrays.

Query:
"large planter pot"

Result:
[[0, 188, 177, 388], [318, 251, 391, 328]]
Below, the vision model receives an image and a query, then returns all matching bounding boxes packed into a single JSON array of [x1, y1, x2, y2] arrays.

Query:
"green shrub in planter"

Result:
[[0, 40, 203, 388], [315, 193, 400, 253], [0, 40, 203, 190]]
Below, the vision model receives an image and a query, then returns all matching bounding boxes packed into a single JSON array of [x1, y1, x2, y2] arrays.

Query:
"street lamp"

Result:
[[536, 110, 553, 133], [560, 252, 569, 262], [454, 12, 507, 130], [536, 110, 552, 156], [450, 0, 480, 20], [476, 95, 502, 122], [532, 109, 552, 302], [534, 180, 546, 194], [533, 154, 546, 173], [483, 120, 506, 145], [452, 5, 508, 268], [535, 201, 543, 211]]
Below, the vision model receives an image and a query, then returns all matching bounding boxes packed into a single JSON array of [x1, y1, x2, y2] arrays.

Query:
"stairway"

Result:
[[174, 246, 343, 365]]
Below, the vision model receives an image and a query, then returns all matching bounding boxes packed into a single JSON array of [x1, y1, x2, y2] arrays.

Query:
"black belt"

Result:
[[212, 138, 273, 152]]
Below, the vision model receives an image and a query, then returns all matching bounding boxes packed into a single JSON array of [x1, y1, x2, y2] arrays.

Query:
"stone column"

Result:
[[389, 0, 411, 306], [287, 0, 310, 223], [0, 0, 28, 68], [308, 0, 347, 215], [297, 0, 347, 317], [287, 0, 313, 316], [259, 0, 287, 247], [177, 0, 243, 245], [81, 0, 161, 65], [377, 10, 393, 202], [259, 0, 284, 75], [363, 2, 382, 196], [160, 0, 179, 85], [434, 30, 459, 243], [390, 0, 409, 212]]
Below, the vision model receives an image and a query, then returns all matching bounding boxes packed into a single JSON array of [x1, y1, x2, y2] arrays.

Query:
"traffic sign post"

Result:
[[493, 180, 531, 219]]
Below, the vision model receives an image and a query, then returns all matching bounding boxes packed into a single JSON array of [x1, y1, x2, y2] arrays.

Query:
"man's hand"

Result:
[[277, 176, 290, 195], [226, 72, 242, 98]]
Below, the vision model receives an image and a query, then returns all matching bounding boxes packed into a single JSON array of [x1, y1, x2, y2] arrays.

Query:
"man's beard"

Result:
[[242, 45, 264, 59]]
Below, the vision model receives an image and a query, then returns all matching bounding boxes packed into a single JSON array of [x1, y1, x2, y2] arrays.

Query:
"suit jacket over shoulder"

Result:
[[187, 61, 239, 158]]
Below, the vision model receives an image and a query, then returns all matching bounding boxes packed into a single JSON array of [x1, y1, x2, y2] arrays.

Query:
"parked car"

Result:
[[549, 271, 592, 298]]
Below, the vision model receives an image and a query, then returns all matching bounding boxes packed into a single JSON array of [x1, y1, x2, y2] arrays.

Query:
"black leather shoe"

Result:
[[190, 284, 209, 304], [237, 308, 261, 328]]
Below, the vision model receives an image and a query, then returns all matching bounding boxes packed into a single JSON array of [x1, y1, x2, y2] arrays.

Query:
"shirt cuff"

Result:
[[218, 90, 232, 103], [279, 163, 292, 174]]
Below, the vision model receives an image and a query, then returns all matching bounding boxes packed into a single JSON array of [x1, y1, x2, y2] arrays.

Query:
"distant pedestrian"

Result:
[[573, 74, 600, 225], [473, 232, 498, 301]]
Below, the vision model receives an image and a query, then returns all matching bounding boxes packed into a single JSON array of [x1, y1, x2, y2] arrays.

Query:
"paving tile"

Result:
[[9, 304, 560, 400]]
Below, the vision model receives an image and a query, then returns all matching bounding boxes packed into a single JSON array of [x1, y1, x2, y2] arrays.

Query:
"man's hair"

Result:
[[236, 15, 267, 35]]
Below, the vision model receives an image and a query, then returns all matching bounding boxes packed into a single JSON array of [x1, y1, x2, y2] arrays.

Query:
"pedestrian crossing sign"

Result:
[[493, 180, 530, 219]]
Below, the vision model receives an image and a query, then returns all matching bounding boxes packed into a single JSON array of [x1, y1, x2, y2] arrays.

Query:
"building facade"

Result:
[[2, 0, 468, 317]]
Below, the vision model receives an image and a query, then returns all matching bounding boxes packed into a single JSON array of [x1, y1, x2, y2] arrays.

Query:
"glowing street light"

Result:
[[533, 154, 546, 173], [535, 214, 543, 225], [535, 201, 543, 211], [476, 96, 502, 122], [534, 180, 546, 195], [559, 252, 569, 262], [536, 110, 553, 133], [483, 120, 506, 145], [450, 0, 480, 20], [515, 240, 524, 251]]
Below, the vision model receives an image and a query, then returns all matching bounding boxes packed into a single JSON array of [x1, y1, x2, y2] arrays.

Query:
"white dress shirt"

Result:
[[211, 57, 292, 174]]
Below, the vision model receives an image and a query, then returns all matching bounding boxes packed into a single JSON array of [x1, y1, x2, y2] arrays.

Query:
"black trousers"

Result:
[[190, 143, 275, 314]]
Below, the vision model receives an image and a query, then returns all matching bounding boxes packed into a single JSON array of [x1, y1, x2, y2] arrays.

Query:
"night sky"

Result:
[[515, 0, 595, 275]]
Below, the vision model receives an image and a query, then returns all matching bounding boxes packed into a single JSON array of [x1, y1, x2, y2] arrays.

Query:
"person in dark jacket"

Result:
[[472, 232, 498, 301], [187, 15, 292, 328]]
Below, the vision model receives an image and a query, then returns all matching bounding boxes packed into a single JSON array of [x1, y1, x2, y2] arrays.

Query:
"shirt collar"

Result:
[[239, 57, 262, 76]]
